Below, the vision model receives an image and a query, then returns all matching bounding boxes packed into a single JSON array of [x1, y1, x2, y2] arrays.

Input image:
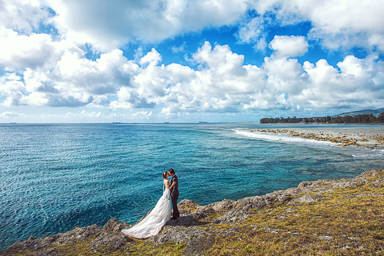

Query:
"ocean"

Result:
[[1, 123, 383, 249]]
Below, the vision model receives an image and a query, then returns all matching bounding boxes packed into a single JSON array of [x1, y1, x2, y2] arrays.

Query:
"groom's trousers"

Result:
[[171, 193, 180, 218]]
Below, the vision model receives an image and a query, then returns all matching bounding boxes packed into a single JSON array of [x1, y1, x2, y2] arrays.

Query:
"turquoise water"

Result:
[[1, 123, 383, 249]]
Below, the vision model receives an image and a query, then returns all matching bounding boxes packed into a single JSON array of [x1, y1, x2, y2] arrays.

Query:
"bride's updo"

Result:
[[162, 171, 168, 179]]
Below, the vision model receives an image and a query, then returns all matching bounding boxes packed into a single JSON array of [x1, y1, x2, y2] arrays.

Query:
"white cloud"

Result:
[[171, 42, 187, 53], [236, 16, 265, 44], [248, 0, 384, 52], [0, 0, 51, 34], [0, 27, 58, 70], [45, 0, 248, 51], [295, 55, 384, 108], [139, 49, 162, 66], [0, 111, 21, 119], [2, 40, 383, 114], [0, 110, 154, 123], [269, 35, 308, 57], [0, 44, 141, 107], [0, 72, 26, 106], [255, 37, 267, 52], [0, 0, 248, 52]]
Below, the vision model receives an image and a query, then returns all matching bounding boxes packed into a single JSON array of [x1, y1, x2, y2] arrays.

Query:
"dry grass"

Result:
[[11, 170, 384, 256]]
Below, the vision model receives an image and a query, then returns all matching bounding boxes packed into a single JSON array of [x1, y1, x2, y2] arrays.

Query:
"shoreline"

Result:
[[2, 169, 384, 255], [1, 125, 383, 255], [247, 127, 384, 149]]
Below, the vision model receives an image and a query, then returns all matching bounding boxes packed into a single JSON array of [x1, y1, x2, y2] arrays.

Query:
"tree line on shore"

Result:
[[260, 111, 384, 124]]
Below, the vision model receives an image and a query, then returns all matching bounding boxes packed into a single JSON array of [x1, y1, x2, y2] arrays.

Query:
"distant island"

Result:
[[261, 108, 384, 124]]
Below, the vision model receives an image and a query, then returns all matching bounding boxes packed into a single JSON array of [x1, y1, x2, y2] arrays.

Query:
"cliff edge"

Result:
[[2, 169, 383, 255]]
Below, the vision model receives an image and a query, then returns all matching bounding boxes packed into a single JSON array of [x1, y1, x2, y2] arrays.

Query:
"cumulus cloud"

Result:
[[44, 0, 248, 51], [2, 40, 383, 114], [112, 41, 383, 113], [0, 0, 383, 120], [269, 35, 308, 58], [0, 0, 248, 52], [0, 45, 141, 107], [0, 0, 51, 34], [0, 27, 57, 70], [248, 0, 384, 52], [295, 55, 384, 108]]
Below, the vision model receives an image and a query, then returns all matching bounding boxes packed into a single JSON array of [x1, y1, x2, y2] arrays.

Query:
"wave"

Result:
[[234, 129, 335, 147], [235, 129, 384, 159]]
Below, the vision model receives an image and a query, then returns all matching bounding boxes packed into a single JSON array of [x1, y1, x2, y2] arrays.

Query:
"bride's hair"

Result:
[[162, 171, 168, 179]]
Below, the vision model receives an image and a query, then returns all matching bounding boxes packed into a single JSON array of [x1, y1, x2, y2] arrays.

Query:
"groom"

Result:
[[168, 168, 179, 220]]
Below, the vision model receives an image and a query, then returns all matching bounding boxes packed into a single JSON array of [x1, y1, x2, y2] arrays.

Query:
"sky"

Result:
[[1, 0, 384, 123]]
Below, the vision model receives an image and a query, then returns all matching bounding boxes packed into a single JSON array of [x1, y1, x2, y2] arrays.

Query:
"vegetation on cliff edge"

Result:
[[3, 170, 383, 256]]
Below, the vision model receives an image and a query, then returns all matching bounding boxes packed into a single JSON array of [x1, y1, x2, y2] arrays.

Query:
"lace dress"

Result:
[[121, 180, 172, 238]]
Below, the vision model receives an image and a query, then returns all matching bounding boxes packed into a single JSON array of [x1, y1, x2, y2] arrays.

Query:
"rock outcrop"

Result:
[[1, 169, 383, 255]]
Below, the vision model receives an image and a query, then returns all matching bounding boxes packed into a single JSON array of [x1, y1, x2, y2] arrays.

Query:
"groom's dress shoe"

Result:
[[171, 217, 177, 220]]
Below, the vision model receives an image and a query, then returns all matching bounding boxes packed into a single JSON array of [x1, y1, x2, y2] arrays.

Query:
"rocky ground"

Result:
[[251, 128, 384, 149], [1, 169, 384, 255]]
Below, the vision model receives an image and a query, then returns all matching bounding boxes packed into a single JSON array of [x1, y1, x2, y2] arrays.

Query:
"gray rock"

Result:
[[178, 199, 201, 215], [148, 225, 215, 256], [207, 199, 235, 212], [0, 225, 105, 256], [88, 233, 132, 252], [104, 218, 131, 233], [369, 178, 384, 188], [287, 194, 322, 206], [298, 181, 313, 188], [264, 227, 279, 233], [217, 225, 251, 238], [345, 193, 384, 199], [234, 196, 267, 212], [2, 169, 383, 255], [215, 211, 248, 224], [148, 226, 211, 245], [183, 234, 215, 256], [189, 205, 217, 220], [319, 235, 332, 241]]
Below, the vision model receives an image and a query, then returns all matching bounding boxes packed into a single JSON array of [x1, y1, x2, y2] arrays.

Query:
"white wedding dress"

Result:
[[121, 181, 172, 238]]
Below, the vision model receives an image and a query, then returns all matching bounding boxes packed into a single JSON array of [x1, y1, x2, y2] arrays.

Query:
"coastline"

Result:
[[3, 123, 384, 252], [245, 126, 384, 149], [2, 169, 383, 255]]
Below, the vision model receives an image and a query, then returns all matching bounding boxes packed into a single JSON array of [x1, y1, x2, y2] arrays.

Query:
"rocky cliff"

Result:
[[2, 169, 383, 255]]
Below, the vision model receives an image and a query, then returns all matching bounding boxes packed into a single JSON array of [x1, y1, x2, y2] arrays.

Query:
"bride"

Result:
[[121, 171, 174, 238]]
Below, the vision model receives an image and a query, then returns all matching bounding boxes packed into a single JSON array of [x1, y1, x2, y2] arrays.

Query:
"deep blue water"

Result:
[[1, 123, 383, 249]]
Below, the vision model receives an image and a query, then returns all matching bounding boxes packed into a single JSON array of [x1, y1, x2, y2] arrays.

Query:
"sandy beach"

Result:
[[249, 126, 384, 149]]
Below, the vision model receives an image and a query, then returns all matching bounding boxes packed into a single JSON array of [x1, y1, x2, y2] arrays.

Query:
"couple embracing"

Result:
[[121, 168, 179, 239]]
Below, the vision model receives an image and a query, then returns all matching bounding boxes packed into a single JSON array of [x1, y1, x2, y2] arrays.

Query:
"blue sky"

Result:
[[0, 0, 384, 123]]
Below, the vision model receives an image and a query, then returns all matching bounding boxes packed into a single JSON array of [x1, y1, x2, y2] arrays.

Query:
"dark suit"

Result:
[[170, 175, 179, 218]]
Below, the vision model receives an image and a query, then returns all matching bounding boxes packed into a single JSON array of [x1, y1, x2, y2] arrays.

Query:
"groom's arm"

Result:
[[170, 177, 177, 189], [172, 177, 177, 186]]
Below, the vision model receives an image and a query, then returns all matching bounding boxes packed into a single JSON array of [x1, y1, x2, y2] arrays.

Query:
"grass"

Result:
[[9, 170, 384, 255], [205, 170, 384, 255]]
